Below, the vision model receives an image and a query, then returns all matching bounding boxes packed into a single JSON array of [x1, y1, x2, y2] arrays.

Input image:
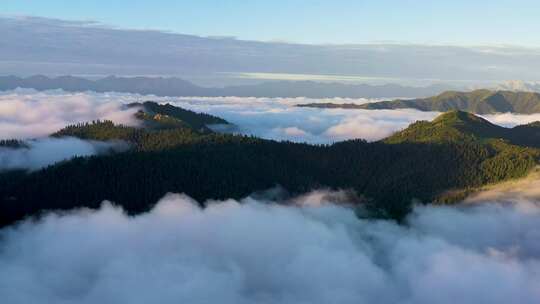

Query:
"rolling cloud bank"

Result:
[[0, 137, 128, 171], [3, 90, 540, 144], [0, 187, 539, 303], [1, 90, 540, 302], [2, 90, 540, 169], [0, 90, 137, 169], [0, 90, 139, 139]]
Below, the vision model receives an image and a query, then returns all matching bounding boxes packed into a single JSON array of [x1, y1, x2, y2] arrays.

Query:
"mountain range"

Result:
[[1, 102, 539, 227], [0, 75, 451, 98], [298, 89, 540, 114]]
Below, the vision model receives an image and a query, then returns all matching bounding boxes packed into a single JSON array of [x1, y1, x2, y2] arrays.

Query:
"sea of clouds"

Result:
[[3, 89, 540, 169], [0, 186, 539, 303], [3, 90, 540, 144], [1, 90, 540, 303]]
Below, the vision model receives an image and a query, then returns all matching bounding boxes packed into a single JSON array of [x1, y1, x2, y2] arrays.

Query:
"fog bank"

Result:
[[0, 190, 539, 303], [0, 137, 129, 171]]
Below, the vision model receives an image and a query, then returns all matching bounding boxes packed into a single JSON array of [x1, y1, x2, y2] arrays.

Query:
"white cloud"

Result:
[[481, 113, 540, 127], [4, 16, 540, 85], [0, 137, 129, 171], [2, 90, 540, 302], [0, 190, 539, 303], [3, 90, 540, 144], [0, 90, 140, 139], [163, 96, 440, 143], [164, 96, 540, 142]]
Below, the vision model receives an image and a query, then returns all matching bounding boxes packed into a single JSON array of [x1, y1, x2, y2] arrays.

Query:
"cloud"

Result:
[[322, 109, 439, 141], [465, 167, 540, 203], [0, 90, 140, 139], [163, 96, 440, 143], [481, 113, 540, 127], [163, 96, 540, 142], [0, 137, 129, 171], [0, 189, 539, 303], [3, 16, 540, 86], [4, 90, 540, 144]]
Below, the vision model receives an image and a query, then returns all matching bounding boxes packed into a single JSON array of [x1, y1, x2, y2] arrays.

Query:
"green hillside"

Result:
[[128, 101, 229, 131], [385, 110, 540, 148]]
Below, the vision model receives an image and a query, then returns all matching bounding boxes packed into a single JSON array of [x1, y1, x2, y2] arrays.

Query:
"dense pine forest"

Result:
[[1, 102, 539, 227]]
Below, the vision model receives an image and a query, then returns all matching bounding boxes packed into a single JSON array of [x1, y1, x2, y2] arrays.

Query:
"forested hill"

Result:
[[129, 101, 229, 131], [297, 90, 540, 114], [54, 101, 231, 151], [385, 110, 540, 148], [130, 102, 228, 127], [1, 106, 540, 228]]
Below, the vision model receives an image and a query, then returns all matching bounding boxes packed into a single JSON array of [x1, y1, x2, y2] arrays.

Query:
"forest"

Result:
[[1, 103, 539, 227]]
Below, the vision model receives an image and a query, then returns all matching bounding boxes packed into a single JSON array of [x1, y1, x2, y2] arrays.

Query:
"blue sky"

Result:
[[2, 0, 539, 46]]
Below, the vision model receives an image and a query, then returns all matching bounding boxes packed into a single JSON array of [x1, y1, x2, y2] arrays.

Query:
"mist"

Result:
[[0, 137, 129, 171], [0, 187, 539, 303]]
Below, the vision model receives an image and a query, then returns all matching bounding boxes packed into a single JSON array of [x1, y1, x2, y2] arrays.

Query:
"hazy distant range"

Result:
[[0, 75, 453, 99]]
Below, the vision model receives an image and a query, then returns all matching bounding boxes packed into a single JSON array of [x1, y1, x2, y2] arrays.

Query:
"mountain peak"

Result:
[[433, 110, 490, 126], [385, 110, 504, 144]]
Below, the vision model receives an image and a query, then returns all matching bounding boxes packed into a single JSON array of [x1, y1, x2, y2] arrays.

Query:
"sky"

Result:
[[2, 0, 540, 46]]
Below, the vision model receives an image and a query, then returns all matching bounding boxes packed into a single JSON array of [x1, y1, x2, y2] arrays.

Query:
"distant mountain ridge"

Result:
[[298, 89, 540, 114], [0, 75, 450, 98]]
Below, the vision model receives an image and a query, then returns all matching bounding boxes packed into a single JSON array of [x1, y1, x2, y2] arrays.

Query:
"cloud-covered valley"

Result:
[[3, 90, 540, 144], [1, 90, 540, 303], [0, 187, 539, 304]]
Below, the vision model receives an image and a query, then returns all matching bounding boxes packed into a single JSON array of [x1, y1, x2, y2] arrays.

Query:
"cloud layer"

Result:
[[0, 137, 129, 171], [0, 190, 539, 303], [3, 16, 540, 86], [166, 96, 540, 143], [2, 90, 540, 302], [0, 90, 139, 139], [4, 90, 540, 143]]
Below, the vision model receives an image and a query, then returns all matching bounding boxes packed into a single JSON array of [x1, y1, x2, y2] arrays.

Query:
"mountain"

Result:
[[385, 110, 540, 147], [0, 75, 450, 98], [128, 101, 229, 131], [0, 75, 212, 96], [218, 81, 449, 98], [1, 106, 539, 227], [53, 101, 230, 151], [298, 89, 540, 114]]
